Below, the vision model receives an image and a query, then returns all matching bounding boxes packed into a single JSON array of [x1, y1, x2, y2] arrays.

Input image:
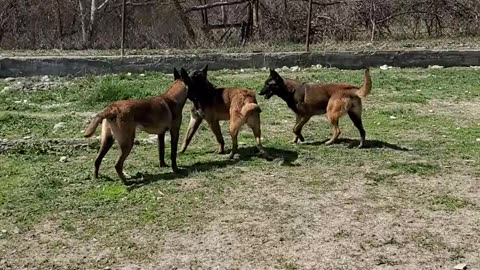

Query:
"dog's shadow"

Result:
[[126, 146, 298, 189], [304, 138, 410, 151]]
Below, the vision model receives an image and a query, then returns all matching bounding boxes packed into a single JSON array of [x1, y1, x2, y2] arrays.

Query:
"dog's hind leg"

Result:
[[325, 97, 349, 146], [94, 120, 115, 178], [348, 100, 366, 148], [247, 113, 270, 159], [292, 115, 311, 143], [208, 120, 225, 154], [158, 132, 168, 167], [180, 109, 203, 153], [228, 116, 242, 159], [113, 124, 135, 185]]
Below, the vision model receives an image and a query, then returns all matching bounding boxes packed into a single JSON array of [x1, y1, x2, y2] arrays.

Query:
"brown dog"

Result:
[[259, 68, 372, 147], [179, 65, 269, 159], [84, 68, 193, 184]]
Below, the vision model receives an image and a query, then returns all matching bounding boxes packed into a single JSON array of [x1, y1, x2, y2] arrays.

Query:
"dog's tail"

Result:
[[84, 106, 117, 138], [356, 68, 372, 98], [239, 103, 262, 120]]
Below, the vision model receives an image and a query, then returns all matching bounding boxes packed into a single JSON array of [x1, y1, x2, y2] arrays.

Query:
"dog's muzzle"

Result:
[[259, 88, 274, 99]]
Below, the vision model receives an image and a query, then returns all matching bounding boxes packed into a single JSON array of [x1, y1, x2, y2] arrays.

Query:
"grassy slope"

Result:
[[0, 68, 479, 269]]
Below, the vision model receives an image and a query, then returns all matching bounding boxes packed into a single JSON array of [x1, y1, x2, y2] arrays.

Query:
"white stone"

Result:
[[380, 64, 392, 70], [290, 66, 301, 72], [429, 65, 444, 69], [54, 122, 66, 131], [454, 263, 468, 270], [389, 116, 397, 119], [59, 156, 68, 163]]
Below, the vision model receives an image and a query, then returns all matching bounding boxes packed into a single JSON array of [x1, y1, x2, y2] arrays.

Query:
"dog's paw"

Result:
[[159, 162, 169, 168]]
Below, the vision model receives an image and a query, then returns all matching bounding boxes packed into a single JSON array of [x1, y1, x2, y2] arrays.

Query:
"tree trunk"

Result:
[[172, 0, 196, 44], [79, 0, 87, 46], [55, 0, 64, 49]]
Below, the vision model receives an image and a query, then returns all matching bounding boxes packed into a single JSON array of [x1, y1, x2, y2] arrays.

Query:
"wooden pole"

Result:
[[121, 0, 126, 56], [306, 0, 313, 52]]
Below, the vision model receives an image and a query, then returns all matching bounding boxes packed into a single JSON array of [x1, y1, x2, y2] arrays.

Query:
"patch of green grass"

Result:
[[388, 162, 440, 176], [0, 111, 85, 139], [364, 172, 398, 186], [430, 195, 471, 211]]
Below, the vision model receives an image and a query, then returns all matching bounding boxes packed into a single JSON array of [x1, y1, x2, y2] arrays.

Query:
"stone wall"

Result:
[[1, 50, 479, 77]]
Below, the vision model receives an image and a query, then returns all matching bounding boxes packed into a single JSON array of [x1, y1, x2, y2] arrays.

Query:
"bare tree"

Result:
[[78, 0, 112, 47]]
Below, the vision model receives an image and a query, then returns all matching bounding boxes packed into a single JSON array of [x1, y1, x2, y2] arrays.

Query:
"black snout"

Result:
[[259, 87, 274, 99]]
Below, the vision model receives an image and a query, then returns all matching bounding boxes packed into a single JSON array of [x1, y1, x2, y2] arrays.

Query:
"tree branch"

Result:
[[113, 1, 157, 8], [186, 0, 247, 13], [97, 0, 111, 11]]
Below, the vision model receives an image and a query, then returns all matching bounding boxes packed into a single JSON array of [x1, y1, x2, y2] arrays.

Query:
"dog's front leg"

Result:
[[292, 114, 311, 143], [208, 120, 225, 154], [170, 128, 180, 173], [180, 108, 203, 153], [158, 132, 168, 167]]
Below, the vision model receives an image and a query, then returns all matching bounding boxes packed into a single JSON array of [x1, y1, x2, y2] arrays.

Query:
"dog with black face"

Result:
[[260, 68, 372, 147], [180, 65, 270, 160]]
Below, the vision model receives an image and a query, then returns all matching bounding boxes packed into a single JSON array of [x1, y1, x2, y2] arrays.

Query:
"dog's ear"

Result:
[[180, 68, 192, 86], [173, 68, 181, 80], [270, 68, 282, 82], [201, 64, 208, 77]]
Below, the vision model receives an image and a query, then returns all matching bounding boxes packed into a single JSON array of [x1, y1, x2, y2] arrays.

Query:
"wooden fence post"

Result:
[[121, 0, 126, 56], [306, 0, 313, 52]]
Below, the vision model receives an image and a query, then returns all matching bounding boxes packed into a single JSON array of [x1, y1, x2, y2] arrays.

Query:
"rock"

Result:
[[454, 263, 468, 270], [23, 136, 32, 140], [139, 73, 146, 77], [4, 77, 15, 82], [1, 86, 11, 93], [40, 75, 50, 82], [127, 72, 132, 76], [380, 64, 392, 70], [240, 69, 245, 73], [476, 138, 480, 142], [59, 156, 68, 163], [1, 229, 6, 233], [54, 122, 66, 131], [429, 65, 444, 69], [389, 116, 397, 119], [281, 66, 289, 71], [290, 66, 301, 72], [261, 67, 268, 71]]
